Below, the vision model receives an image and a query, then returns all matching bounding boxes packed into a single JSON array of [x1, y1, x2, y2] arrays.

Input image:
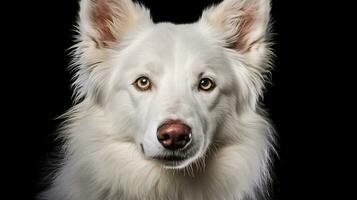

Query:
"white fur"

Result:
[[40, 0, 275, 199]]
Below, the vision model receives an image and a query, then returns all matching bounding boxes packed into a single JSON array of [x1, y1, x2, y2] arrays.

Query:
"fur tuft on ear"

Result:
[[200, 0, 273, 110], [69, 0, 152, 103], [73, 0, 152, 68], [79, 0, 151, 48], [201, 0, 272, 69]]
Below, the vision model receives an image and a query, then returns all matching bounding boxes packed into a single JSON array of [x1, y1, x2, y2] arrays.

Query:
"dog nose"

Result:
[[157, 120, 192, 151]]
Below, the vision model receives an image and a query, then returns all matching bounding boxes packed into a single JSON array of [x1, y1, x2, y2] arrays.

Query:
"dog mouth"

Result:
[[153, 155, 187, 162], [152, 154, 189, 167], [140, 142, 192, 167], [152, 154, 195, 168]]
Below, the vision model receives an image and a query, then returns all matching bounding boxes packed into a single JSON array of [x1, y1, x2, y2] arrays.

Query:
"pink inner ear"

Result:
[[231, 6, 256, 51], [92, 1, 116, 47]]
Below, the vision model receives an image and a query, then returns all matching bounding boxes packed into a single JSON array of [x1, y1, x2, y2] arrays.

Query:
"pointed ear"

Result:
[[78, 0, 152, 48], [70, 0, 152, 103], [201, 0, 272, 68]]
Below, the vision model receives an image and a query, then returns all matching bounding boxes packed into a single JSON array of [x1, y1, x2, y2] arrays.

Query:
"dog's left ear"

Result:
[[201, 0, 272, 69], [200, 0, 272, 109]]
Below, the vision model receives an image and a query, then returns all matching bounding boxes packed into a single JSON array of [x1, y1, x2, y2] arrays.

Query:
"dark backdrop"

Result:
[[4, 0, 348, 199]]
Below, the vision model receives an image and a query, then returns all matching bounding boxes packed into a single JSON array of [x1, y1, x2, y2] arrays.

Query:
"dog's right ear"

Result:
[[71, 0, 152, 102], [78, 0, 152, 49]]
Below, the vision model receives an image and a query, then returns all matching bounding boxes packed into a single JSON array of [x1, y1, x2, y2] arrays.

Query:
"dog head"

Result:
[[72, 0, 272, 169]]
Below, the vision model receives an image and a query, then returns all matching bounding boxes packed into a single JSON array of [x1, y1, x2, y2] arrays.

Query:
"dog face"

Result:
[[73, 0, 271, 169], [106, 24, 238, 168]]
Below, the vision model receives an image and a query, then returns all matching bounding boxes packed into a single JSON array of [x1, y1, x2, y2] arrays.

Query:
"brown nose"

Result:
[[157, 120, 192, 150]]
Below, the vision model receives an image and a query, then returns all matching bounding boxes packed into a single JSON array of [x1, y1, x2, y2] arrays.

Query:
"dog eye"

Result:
[[198, 78, 215, 91], [133, 76, 152, 91]]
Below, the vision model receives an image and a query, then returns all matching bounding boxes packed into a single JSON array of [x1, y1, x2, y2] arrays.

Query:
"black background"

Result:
[[3, 0, 350, 199]]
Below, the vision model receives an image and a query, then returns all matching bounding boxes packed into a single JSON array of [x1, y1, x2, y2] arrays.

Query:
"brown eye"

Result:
[[134, 76, 152, 91], [198, 78, 215, 91]]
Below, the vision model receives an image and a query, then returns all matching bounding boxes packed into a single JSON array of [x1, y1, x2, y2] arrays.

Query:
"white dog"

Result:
[[40, 0, 275, 199]]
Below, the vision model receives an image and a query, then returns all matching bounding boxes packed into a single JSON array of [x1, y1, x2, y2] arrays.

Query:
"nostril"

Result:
[[158, 133, 171, 141], [174, 133, 191, 147], [158, 133, 173, 146], [177, 133, 191, 142]]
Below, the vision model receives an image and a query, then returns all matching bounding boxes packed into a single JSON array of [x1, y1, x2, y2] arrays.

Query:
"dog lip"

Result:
[[140, 143, 145, 154], [152, 155, 187, 162]]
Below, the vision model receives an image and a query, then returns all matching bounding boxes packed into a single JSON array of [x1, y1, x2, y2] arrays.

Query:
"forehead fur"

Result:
[[110, 22, 230, 75]]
